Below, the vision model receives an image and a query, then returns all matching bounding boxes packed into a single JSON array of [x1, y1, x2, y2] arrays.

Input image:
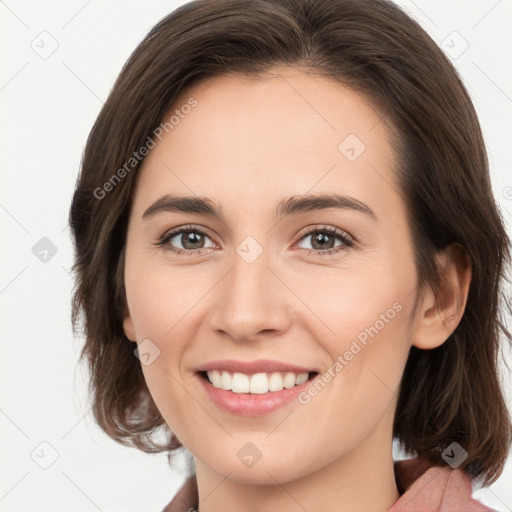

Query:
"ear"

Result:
[[123, 307, 137, 343], [412, 244, 472, 350], [117, 246, 137, 343]]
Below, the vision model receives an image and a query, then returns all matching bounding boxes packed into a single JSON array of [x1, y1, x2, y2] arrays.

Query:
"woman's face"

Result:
[[123, 67, 423, 484]]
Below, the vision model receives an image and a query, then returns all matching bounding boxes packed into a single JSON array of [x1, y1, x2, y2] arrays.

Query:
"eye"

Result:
[[294, 225, 354, 256], [157, 225, 217, 255], [157, 224, 355, 257]]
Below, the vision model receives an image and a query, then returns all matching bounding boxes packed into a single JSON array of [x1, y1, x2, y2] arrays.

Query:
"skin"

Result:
[[123, 66, 471, 512]]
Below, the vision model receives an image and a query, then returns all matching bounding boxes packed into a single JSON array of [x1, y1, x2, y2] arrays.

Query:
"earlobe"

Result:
[[412, 244, 472, 350]]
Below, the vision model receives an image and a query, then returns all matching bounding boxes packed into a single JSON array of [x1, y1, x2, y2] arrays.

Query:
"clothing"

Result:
[[161, 457, 496, 512]]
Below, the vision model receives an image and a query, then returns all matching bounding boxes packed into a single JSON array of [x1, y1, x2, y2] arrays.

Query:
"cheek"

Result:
[[123, 256, 213, 418], [297, 299, 411, 461], [124, 255, 206, 345], [295, 255, 403, 341], [330, 305, 410, 400], [124, 261, 197, 436], [302, 263, 412, 405]]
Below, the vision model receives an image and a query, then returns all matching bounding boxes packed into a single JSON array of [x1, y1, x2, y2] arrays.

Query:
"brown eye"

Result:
[[176, 230, 206, 250], [158, 225, 216, 255], [295, 226, 354, 256], [310, 232, 337, 250]]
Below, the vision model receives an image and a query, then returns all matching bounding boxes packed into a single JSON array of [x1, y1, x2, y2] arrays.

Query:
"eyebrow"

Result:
[[142, 193, 377, 222]]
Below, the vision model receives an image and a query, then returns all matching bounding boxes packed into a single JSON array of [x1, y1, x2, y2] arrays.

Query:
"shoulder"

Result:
[[390, 457, 496, 511]]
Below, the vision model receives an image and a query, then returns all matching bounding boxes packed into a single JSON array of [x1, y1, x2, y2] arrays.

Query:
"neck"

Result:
[[193, 411, 400, 512]]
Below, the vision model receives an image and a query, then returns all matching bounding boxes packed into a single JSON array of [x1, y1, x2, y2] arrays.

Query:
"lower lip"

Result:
[[197, 373, 315, 416]]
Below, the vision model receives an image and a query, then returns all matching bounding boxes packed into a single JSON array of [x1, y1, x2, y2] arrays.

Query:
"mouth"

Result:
[[196, 369, 319, 416], [197, 370, 319, 395], [193, 359, 321, 416]]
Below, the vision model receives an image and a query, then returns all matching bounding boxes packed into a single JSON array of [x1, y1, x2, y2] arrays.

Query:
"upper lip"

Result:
[[194, 359, 318, 375]]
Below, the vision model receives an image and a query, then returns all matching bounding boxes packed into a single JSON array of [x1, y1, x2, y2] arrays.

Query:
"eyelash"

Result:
[[156, 224, 355, 257]]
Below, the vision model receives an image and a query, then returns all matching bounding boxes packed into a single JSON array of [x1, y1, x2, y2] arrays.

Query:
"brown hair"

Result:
[[69, 0, 512, 485]]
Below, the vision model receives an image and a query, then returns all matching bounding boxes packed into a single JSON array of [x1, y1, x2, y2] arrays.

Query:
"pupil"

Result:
[[313, 233, 333, 250], [183, 231, 203, 249]]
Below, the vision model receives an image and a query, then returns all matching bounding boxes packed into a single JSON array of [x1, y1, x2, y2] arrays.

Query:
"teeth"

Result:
[[232, 372, 250, 393], [283, 373, 296, 389], [296, 372, 308, 385], [206, 370, 310, 394], [209, 370, 223, 388], [220, 370, 232, 391], [249, 373, 268, 394], [269, 372, 284, 392]]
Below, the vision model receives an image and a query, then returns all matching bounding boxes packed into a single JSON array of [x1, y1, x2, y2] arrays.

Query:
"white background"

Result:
[[1, 1, 511, 511]]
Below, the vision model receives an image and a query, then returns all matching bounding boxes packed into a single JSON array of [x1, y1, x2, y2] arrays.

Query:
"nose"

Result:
[[208, 248, 291, 342]]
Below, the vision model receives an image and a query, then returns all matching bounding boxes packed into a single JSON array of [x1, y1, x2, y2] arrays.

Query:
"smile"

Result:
[[204, 370, 311, 394], [194, 359, 319, 416]]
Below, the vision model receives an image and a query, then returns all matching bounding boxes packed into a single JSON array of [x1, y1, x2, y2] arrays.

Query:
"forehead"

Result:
[[133, 67, 400, 221]]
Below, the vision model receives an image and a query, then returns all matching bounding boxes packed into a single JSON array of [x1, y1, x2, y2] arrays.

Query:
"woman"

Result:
[[69, 0, 511, 510]]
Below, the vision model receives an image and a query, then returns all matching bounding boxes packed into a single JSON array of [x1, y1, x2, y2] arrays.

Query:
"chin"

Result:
[[197, 446, 315, 485]]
